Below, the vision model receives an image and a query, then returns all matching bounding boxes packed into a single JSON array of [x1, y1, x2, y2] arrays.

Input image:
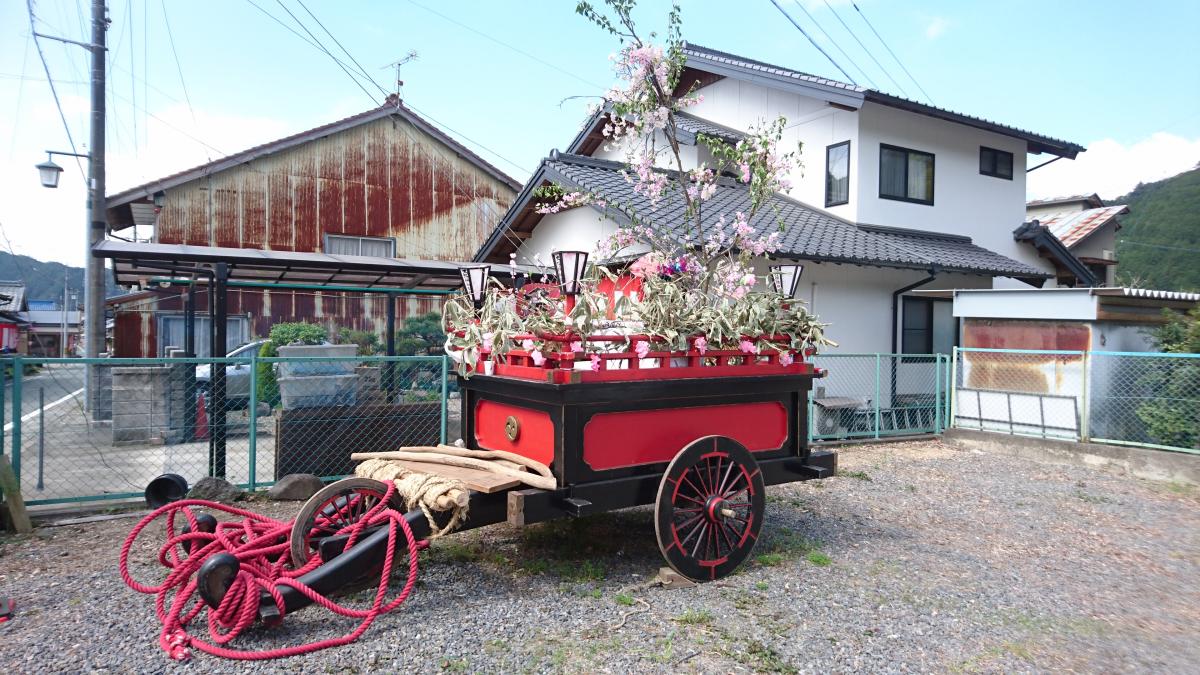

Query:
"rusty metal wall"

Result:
[[113, 290, 444, 358], [154, 114, 513, 261]]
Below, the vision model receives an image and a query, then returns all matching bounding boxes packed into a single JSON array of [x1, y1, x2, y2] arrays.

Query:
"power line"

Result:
[[160, 0, 205, 159], [295, 0, 385, 93], [791, 0, 877, 88], [850, 1, 935, 104], [404, 102, 531, 176], [269, 0, 385, 102], [402, 0, 605, 91], [26, 0, 86, 180], [242, 0, 375, 94], [768, 0, 857, 85], [822, 0, 909, 98], [8, 34, 33, 160]]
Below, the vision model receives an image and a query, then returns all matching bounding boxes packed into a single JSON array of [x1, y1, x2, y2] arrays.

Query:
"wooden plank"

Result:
[[385, 458, 520, 493], [0, 455, 32, 534], [507, 488, 545, 526]]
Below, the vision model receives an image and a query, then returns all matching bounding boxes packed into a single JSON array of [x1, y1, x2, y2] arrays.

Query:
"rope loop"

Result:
[[119, 485, 421, 661]]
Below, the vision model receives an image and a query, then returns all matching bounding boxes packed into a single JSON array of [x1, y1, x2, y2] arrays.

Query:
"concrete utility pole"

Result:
[[85, 0, 108, 406], [61, 267, 69, 357]]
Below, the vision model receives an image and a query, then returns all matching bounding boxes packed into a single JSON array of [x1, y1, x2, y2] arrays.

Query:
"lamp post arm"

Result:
[[32, 32, 106, 51], [46, 150, 91, 160]]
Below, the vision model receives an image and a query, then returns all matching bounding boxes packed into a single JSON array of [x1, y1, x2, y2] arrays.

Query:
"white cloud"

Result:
[[1027, 132, 1200, 201], [924, 17, 950, 40]]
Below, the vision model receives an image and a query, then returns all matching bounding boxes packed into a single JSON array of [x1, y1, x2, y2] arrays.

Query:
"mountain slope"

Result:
[[1110, 166, 1200, 292], [0, 251, 121, 303]]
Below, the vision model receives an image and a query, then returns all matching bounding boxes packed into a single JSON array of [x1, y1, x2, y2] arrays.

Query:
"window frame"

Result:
[[900, 296, 958, 358], [323, 234, 397, 258], [824, 140, 851, 207], [979, 146, 1014, 180], [878, 143, 935, 206]]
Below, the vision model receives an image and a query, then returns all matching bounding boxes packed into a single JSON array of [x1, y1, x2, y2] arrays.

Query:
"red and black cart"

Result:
[[197, 336, 835, 618]]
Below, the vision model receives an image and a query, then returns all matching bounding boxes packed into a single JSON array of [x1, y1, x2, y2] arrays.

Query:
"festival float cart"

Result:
[[119, 252, 835, 660]]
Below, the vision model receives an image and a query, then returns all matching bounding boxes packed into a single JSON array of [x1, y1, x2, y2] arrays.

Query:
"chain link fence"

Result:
[[952, 348, 1200, 454], [808, 353, 951, 442], [0, 355, 451, 507]]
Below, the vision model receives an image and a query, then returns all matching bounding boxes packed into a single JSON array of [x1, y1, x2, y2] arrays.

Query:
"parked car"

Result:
[[195, 340, 267, 406]]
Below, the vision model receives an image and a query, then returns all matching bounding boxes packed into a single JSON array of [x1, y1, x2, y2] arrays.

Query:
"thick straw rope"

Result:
[[354, 459, 468, 537], [351, 445, 557, 491]]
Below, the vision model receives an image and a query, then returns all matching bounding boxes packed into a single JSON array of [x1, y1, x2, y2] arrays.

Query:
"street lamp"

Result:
[[769, 263, 804, 298], [552, 250, 588, 314], [35, 150, 90, 189], [459, 265, 491, 309]]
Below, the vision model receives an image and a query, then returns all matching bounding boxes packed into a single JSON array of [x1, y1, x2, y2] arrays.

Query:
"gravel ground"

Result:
[[1, 439, 1198, 673]]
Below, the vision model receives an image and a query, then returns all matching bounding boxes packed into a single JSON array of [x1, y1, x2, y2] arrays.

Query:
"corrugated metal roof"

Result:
[[478, 152, 1048, 279], [106, 98, 521, 211], [1033, 205, 1128, 248], [681, 43, 1085, 158], [1026, 193, 1103, 208], [1092, 287, 1200, 302], [0, 280, 26, 313]]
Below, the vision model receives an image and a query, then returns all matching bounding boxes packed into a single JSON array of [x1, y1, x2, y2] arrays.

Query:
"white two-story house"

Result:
[[473, 43, 1090, 358]]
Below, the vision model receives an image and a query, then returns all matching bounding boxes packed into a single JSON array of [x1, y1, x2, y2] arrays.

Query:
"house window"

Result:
[[324, 234, 396, 258], [879, 144, 934, 205], [158, 315, 248, 357], [979, 146, 1014, 180], [901, 297, 956, 355], [825, 141, 850, 207]]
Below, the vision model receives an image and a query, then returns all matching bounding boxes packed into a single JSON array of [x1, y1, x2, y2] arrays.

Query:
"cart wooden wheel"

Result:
[[289, 478, 401, 567], [654, 435, 765, 581]]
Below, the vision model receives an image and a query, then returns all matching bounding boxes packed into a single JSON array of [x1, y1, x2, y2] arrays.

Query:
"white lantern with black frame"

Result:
[[459, 265, 490, 309], [551, 250, 588, 295], [768, 263, 804, 298]]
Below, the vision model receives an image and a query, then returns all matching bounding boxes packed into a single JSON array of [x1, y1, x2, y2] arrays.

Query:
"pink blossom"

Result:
[[481, 332, 494, 351], [521, 338, 535, 351], [634, 340, 651, 359], [740, 162, 751, 183], [530, 349, 545, 366], [570, 340, 584, 353], [693, 336, 708, 355], [778, 351, 794, 367], [590, 354, 602, 371], [739, 340, 758, 355]]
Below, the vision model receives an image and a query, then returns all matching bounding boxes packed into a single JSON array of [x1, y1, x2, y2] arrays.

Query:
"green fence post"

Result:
[[10, 356, 21, 481], [950, 348, 959, 427], [807, 355, 815, 444], [1080, 350, 1090, 442], [934, 354, 942, 433], [247, 353, 258, 492], [873, 353, 881, 439], [0, 360, 6, 458], [440, 355, 449, 444]]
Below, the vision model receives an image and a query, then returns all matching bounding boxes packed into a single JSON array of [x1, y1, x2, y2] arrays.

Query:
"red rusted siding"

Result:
[[120, 113, 515, 357]]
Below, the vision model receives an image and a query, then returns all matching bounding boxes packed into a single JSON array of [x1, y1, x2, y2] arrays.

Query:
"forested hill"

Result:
[[1111, 166, 1200, 292], [0, 251, 121, 303]]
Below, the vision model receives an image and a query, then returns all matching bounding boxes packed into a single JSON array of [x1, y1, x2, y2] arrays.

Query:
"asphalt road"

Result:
[[3, 362, 86, 419]]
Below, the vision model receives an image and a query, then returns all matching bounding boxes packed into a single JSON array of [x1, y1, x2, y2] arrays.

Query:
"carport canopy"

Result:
[[93, 239, 540, 292]]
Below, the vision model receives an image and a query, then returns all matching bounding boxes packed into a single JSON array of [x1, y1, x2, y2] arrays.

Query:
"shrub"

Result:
[[268, 322, 327, 346], [337, 328, 381, 356]]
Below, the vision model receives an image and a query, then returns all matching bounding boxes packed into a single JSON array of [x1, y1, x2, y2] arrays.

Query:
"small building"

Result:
[[1025, 194, 1129, 286], [0, 280, 27, 353], [19, 304, 83, 357], [104, 97, 520, 357]]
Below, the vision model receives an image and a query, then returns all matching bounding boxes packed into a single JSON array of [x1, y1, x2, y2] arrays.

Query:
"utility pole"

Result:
[[85, 0, 108, 406], [61, 268, 69, 358], [31, 1, 106, 405]]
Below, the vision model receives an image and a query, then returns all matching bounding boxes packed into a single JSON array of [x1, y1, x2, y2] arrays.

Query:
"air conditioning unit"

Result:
[[1102, 249, 1116, 261]]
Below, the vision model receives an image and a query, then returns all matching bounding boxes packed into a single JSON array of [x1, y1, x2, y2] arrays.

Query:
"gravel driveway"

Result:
[[1, 439, 1197, 673]]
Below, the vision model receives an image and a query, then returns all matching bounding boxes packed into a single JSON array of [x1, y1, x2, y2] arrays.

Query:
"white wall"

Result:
[[953, 289, 1098, 321], [855, 103, 1049, 284], [685, 78, 860, 220]]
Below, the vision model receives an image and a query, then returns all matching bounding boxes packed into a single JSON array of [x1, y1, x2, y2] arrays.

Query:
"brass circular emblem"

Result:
[[504, 415, 521, 442]]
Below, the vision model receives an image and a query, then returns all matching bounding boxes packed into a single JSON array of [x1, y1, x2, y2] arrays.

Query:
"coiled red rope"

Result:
[[119, 483, 423, 661]]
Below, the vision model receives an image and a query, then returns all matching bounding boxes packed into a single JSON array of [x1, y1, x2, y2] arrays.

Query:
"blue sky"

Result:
[[3, 0, 1198, 265]]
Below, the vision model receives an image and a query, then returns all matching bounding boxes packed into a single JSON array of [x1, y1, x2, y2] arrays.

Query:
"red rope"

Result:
[[119, 484, 423, 661]]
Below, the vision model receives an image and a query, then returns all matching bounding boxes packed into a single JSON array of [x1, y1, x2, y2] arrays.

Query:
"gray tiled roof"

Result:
[[0, 280, 26, 313], [537, 153, 1047, 278], [683, 43, 862, 93], [673, 111, 746, 145]]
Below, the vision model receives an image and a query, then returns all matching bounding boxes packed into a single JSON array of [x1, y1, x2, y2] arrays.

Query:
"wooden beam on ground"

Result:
[[0, 455, 32, 534]]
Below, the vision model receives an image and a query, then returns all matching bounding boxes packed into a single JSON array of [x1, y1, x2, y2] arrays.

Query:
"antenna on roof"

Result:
[[382, 51, 419, 105]]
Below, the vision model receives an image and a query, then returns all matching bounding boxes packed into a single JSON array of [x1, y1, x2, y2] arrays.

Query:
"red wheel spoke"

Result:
[[717, 519, 735, 552], [679, 473, 708, 501], [690, 523, 709, 558], [717, 460, 737, 496], [675, 492, 707, 507]]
